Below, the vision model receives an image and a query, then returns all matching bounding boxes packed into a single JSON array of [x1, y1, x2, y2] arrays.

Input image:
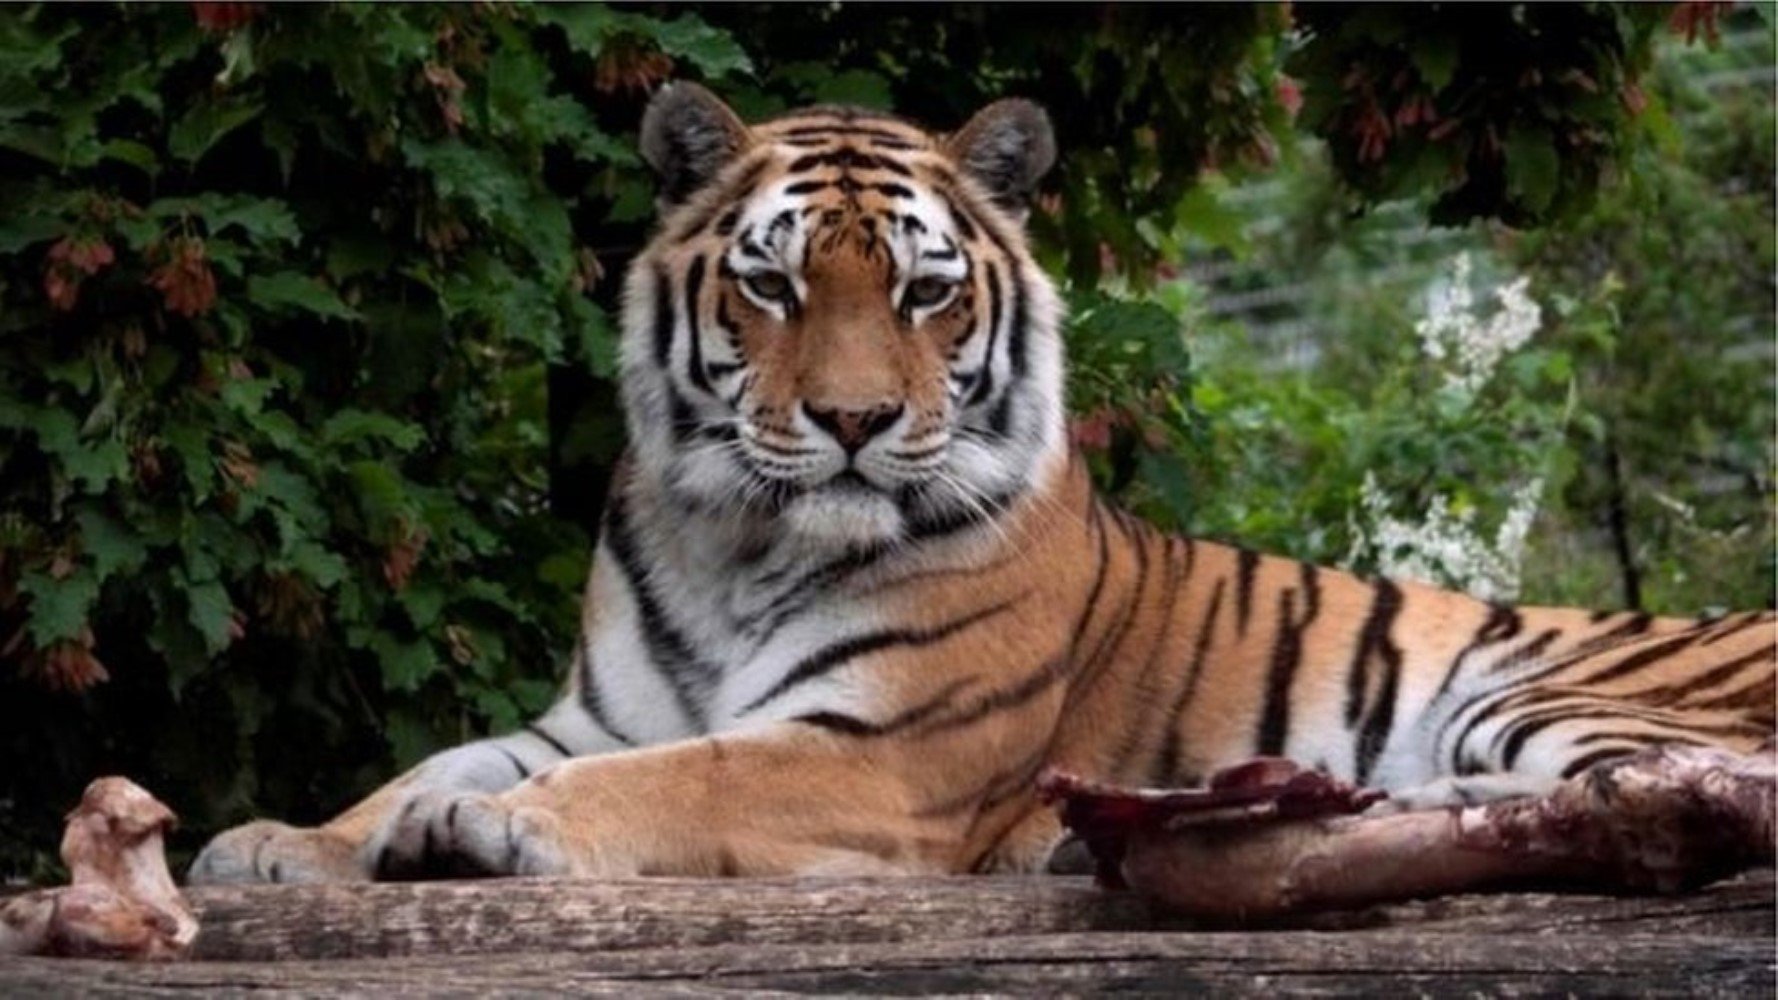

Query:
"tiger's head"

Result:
[[621, 84, 1064, 551]]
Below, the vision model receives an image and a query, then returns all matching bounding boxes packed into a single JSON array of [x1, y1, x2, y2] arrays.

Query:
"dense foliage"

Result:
[[1126, 11, 1774, 615], [0, 2, 1764, 881], [0, 3, 737, 879]]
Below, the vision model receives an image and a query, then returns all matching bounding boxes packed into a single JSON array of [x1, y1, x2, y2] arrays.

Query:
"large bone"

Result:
[[1041, 744, 1776, 922], [0, 777, 198, 959]]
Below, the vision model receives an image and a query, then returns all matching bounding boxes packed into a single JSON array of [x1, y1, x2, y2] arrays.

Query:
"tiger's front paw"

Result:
[[373, 791, 577, 880], [187, 820, 368, 886]]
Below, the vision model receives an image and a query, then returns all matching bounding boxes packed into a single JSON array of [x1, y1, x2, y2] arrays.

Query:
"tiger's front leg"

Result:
[[187, 702, 616, 885], [382, 723, 966, 879]]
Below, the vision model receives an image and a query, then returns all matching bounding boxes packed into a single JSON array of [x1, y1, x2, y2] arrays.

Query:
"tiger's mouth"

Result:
[[826, 470, 880, 493]]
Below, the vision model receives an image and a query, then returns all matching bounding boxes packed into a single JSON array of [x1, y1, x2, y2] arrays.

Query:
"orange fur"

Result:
[[189, 91, 1775, 886]]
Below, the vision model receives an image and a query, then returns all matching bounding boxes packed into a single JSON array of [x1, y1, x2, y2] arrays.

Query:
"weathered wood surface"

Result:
[[1, 871, 1771, 996]]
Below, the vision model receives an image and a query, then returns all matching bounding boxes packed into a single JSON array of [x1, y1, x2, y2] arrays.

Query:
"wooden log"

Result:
[[0, 872, 1768, 996], [1, 928, 1771, 997], [180, 875, 1160, 961], [173, 872, 1774, 961]]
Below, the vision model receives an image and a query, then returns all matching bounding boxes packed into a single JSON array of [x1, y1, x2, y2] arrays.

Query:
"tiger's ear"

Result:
[[640, 82, 750, 205], [945, 99, 1056, 216]]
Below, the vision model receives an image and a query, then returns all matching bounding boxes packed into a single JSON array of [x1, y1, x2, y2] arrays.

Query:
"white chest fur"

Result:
[[582, 506, 889, 747]]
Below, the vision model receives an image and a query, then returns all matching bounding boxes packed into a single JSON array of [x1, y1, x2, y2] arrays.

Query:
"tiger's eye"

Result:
[[904, 277, 955, 310], [744, 271, 793, 303]]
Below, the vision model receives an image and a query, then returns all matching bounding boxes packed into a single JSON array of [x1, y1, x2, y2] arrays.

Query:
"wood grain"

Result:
[[0, 871, 1769, 996]]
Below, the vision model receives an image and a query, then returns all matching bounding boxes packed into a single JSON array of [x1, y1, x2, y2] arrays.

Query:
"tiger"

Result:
[[188, 83, 1776, 885]]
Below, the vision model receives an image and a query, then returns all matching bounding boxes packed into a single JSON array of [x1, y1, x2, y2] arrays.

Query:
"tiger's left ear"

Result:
[[945, 99, 1056, 218], [640, 82, 751, 205]]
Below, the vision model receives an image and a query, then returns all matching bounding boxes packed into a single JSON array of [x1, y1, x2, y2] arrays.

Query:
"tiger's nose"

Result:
[[803, 401, 904, 453]]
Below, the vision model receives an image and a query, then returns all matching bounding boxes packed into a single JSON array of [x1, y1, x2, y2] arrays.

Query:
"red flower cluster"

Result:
[[1669, 1, 1733, 46], [423, 62, 467, 135], [146, 238, 218, 317], [382, 523, 428, 593], [9, 625, 110, 694], [190, 2, 258, 34], [1275, 76, 1304, 120], [594, 38, 674, 95], [42, 237, 116, 312]]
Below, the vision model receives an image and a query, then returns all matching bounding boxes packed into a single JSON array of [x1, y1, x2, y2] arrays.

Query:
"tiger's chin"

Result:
[[780, 483, 906, 550]]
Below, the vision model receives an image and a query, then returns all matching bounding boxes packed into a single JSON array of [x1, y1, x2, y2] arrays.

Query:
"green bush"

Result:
[[0, 2, 751, 879]]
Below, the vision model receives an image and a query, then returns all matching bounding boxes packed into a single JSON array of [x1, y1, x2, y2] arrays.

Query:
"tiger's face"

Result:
[[622, 85, 1063, 551]]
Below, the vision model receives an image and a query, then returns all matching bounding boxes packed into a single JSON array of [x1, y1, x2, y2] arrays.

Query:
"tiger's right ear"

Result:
[[640, 82, 750, 205]]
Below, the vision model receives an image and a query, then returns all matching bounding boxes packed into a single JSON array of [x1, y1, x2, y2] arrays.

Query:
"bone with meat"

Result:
[[0, 777, 198, 959], [1041, 744, 1776, 922]]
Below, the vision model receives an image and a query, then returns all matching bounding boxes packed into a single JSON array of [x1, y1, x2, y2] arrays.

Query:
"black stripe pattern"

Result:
[[742, 596, 1023, 716]]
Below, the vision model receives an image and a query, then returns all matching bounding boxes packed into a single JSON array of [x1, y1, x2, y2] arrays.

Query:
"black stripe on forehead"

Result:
[[782, 178, 918, 199], [777, 124, 924, 148], [786, 148, 913, 177]]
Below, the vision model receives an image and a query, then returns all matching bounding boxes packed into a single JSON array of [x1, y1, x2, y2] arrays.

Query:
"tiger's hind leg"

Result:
[[1380, 612, 1777, 814]]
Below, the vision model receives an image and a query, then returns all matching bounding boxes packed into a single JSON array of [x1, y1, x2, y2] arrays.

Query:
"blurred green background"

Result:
[[0, 3, 1770, 881]]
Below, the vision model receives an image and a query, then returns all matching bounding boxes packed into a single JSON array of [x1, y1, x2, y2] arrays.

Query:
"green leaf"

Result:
[[184, 580, 236, 656], [0, 211, 62, 254], [164, 424, 216, 500], [257, 461, 327, 541], [509, 678, 559, 716], [75, 508, 148, 580], [147, 592, 210, 697], [348, 460, 414, 530], [148, 194, 300, 245], [321, 409, 426, 451], [281, 539, 348, 589], [247, 272, 361, 321], [1173, 185, 1249, 256], [219, 377, 276, 415], [567, 297, 620, 378], [1505, 125, 1560, 215], [399, 581, 446, 630], [538, 5, 618, 58], [1410, 35, 1459, 91], [0, 121, 73, 165], [384, 707, 443, 769], [99, 138, 159, 175], [21, 569, 100, 646], [370, 632, 437, 693], [168, 97, 264, 166], [648, 13, 751, 78], [207, 196, 300, 245], [471, 687, 522, 732], [21, 405, 126, 493]]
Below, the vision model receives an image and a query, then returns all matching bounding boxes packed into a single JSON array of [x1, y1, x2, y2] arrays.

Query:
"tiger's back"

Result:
[[188, 86, 1776, 885]]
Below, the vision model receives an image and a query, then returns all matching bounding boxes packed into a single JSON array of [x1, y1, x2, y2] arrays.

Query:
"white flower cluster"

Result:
[[1346, 472, 1545, 602], [1414, 252, 1543, 397]]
